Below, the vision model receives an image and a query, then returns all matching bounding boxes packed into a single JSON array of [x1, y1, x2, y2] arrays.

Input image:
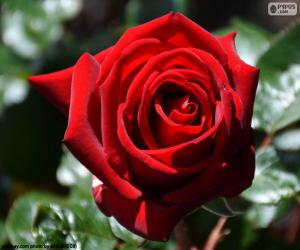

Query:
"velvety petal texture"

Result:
[[28, 12, 259, 241]]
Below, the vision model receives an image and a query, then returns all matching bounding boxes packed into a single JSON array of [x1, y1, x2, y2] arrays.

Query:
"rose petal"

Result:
[[221, 135, 255, 197], [161, 119, 253, 205], [118, 103, 220, 192], [64, 53, 141, 200], [137, 69, 211, 149], [153, 92, 205, 147], [93, 180, 189, 241], [28, 48, 111, 115], [118, 102, 223, 178], [145, 101, 223, 167], [125, 48, 212, 115], [218, 33, 259, 131], [99, 12, 228, 83], [100, 38, 166, 176]]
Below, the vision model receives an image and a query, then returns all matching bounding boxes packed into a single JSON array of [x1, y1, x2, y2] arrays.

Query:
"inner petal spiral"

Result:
[[164, 94, 199, 125]]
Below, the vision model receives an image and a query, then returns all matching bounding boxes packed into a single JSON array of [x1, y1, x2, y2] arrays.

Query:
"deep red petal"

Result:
[[28, 47, 111, 115], [92, 180, 189, 241], [218, 33, 259, 129], [99, 38, 166, 176], [64, 53, 141, 200], [99, 12, 228, 83], [221, 135, 255, 197]]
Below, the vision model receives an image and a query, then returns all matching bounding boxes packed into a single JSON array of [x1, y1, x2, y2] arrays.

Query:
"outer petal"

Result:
[[99, 12, 228, 82], [64, 53, 141, 200], [92, 180, 189, 241], [28, 48, 111, 115], [221, 135, 255, 197], [218, 33, 259, 129]]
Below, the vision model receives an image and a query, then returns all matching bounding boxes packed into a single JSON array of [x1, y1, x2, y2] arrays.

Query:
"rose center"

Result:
[[158, 92, 200, 125], [177, 95, 197, 114]]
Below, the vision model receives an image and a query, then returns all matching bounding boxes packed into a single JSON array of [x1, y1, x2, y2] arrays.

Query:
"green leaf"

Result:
[[242, 147, 300, 204], [239, 223, 257, 250], [245, 200, 292, 229], [0, 220, 7, 247], [56, 147, 92, 200], [258, 22, 300, 70], [33, 203, 116, 250], [254, 21, 300, 132], [109, 217, 143, 245], [214, 18, 272, 65], [119, 243, 139, 250], [246, 204, 278, 228], [0, 45, 27, 75], [6, 192, 117, 249], [6, 192, 62, 244], [274, 128, 300, 151], [201, 198, 242, 217], [272, 93, 300, 132]]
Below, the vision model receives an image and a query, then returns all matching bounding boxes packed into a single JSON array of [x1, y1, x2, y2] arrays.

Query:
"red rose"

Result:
[[29, 12, 259, 241]]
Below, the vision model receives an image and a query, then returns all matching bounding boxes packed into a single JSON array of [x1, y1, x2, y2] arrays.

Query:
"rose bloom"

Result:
[[29, 12, 259, 241]]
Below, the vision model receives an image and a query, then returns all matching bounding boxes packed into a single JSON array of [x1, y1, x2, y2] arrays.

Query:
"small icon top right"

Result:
[[268, 2, 298, 16]]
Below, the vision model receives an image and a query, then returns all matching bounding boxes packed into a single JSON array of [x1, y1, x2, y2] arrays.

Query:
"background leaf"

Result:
[[274, 129, 300, 151], [5, 192, 62, 245], [109, 217, 144, 245], [242, 147, 300, 204], [56, 147, 92, 200], [254, 22, 300, 132], [245, 200, 292, 229], [201, 198, 243, 217], [0, 219, 7, 247], [1, 0, 82, 58], [5, 192, 117, 250], [214, 18, 272, 65]]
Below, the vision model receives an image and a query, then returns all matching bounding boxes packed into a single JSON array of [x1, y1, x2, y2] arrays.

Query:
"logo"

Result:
[[268, 2, 297, 16], [270, 4, 277, 13]]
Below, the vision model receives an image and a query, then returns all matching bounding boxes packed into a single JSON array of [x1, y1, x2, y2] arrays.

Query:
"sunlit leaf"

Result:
[[109, 217, 144, 245], [274, 128, 300, 151], [56, 147, 92, 200], [272, 93, 300, 132], [6, 192, 62, 244], [254, 21, 300, 132], [33, 203, 116, 249], [245, 200, 292, 229], [246, 204, 277, 228], [242, 147, 300, 204], [6, 192, 117, 249]]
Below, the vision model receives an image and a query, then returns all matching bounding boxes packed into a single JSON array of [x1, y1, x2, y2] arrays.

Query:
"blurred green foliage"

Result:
[[1, 0, 300, 249]]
